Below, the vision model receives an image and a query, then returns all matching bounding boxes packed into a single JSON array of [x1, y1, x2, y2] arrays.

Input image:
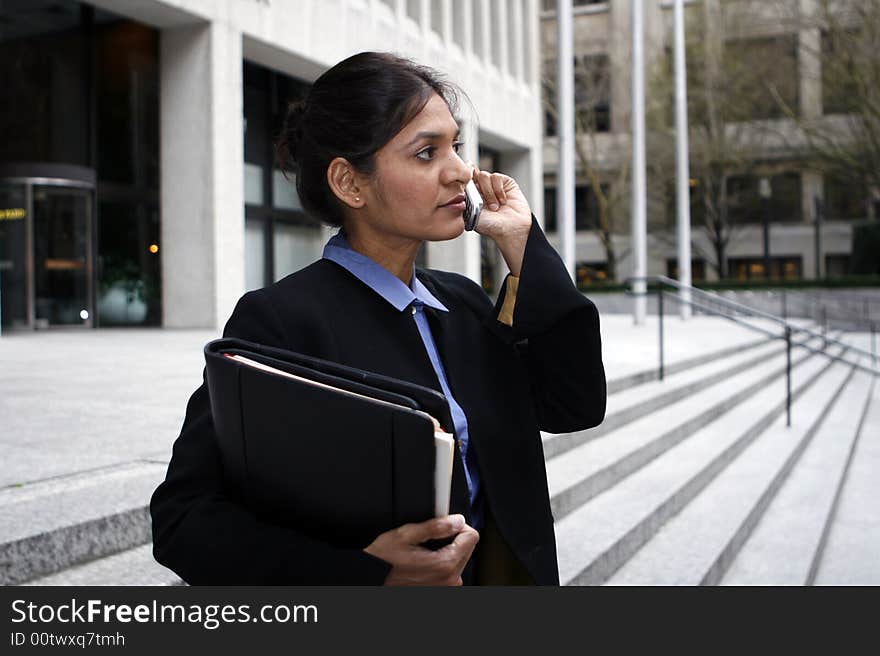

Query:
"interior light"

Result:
[[80, 310, 89, 320], [149, 244, 159, 254]]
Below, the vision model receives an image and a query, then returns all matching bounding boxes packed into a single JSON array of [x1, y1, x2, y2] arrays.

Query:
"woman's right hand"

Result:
[[363, 514, 479, 586]]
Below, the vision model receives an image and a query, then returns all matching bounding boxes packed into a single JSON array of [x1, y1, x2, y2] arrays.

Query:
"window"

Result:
[[273, 223, 324, 282], [666, 258, 707, 282], [544, 55, 611, 136], [824, 174, 868, 220], [575, 261, 609, 286], [723, 36, 798, 121], [576, 55, 611, 132], [825, 254, 851, 277], [725, 172, 802, 224], [666, 178, 706, 227], [245, 218, 267, 292], [243, 61, 320, 290], [822, 29, 861, 115], [728, 256, 803, 281], [543, 184, 607, 232]]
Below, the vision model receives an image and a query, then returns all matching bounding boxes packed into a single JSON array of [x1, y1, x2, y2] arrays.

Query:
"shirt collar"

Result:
[[322, 230, 448, 314]]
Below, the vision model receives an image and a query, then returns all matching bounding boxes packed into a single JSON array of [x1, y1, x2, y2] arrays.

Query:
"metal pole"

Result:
[[673, 0, 692, 320], [786, 325, 792, 427], [759, 177, 772, 280], [631, 0, 647, 325], [658, 285, 665, 381], [822, 306, 827, 347], [556, 0, 576, 281], [872, 321, 877, 367], [762, 198, 771, 279], [782, 289, 787, 321], [814, 196, 823, 279]]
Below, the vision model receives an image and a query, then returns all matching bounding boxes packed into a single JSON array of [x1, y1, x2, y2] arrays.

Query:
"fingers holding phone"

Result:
[[468, 164, 532, 241]]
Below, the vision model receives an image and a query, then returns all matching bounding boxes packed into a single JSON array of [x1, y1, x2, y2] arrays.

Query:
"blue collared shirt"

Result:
[[322, 230, 482, 527]]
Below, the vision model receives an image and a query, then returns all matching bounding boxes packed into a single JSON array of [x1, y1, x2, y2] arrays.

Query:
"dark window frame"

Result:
[[243, 61, 315, 288]]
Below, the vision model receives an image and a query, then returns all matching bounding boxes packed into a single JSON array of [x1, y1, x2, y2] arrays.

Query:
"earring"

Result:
[[355, 197, 360, 202]]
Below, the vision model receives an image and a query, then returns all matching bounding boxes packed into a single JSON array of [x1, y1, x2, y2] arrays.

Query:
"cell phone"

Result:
[[463, 179, 483, 231]]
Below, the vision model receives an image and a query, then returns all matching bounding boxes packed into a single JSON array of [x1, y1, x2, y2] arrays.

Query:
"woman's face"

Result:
[[356, 93, 473, 244]]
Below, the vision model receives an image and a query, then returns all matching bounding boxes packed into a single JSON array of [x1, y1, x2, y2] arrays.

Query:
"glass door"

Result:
[[32, 186, 93, 327], [0, 183, 29, 330]]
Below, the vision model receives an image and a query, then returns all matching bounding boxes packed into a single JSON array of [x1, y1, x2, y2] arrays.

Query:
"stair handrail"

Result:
[[633, 275, 879, 365], [625, 275, 878, 428], [775, 288, 877, 334]]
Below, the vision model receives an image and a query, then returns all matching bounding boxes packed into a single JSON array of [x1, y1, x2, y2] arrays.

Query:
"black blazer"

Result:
[[150, 218, 606, 585]]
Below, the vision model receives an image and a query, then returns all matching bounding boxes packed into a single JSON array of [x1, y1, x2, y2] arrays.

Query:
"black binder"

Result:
[[204, 338, 456, 549]]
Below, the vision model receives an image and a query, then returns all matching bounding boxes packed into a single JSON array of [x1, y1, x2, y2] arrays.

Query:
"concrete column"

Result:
[[799, 0, 822, 120], [160, 21, 244, 330], [497, 0, 510, 76], [459, 0, 474, 55], [441, 0, 453, 44], [524, 0, 539, 86], [511, 0, 525, 82], [478, 0, 492, 62]]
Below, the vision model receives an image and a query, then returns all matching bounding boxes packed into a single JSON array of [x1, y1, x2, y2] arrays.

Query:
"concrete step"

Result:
[[554, 344, 844, 586], [605, 357, 854, 585], [813, 375, 880, 585], [720, 363, 874, 585], [542, 333, 814, 461], [0, 460, 167, 585], [24, 544, 182, 586], [547, 335, 831, 523], [604, 335, 772, 395]]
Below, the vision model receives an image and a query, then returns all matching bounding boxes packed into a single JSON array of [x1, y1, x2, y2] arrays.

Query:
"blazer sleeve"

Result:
[[488, 216, 607, 433], [150, 290, 393, 585]]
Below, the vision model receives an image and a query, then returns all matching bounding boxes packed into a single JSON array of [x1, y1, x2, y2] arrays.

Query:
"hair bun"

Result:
[[278, 101, 307, 170]]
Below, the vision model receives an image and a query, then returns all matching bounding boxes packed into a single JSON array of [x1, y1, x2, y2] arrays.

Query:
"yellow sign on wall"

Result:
[[0, 208, 26, 221]]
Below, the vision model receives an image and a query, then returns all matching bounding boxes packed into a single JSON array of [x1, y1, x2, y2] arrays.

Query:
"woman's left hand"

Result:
[[471, 166, 532, 277]]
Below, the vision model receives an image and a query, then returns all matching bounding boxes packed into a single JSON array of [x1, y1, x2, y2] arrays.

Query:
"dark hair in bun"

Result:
[[276, 51, 462, 227]]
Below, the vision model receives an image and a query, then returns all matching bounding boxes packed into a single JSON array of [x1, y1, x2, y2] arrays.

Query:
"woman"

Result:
[[150, 51, 606, 586]]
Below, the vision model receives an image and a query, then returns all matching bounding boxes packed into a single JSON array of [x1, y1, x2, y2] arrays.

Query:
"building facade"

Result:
[[540, 0, 878, 285], [0, 0, 542, 331]]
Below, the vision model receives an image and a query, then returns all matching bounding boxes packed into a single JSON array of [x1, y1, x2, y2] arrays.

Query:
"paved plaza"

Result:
[[0, 313, 792, 490]]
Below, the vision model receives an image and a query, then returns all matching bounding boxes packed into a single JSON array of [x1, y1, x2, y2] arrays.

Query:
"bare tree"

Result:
[[771, 0, 880, 200], [542, 55, 629, 282], [646, 0, 798, 279]]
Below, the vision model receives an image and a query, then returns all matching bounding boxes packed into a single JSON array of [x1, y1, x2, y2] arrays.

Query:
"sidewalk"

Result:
[[0, 328, 214, 488], [0, 314, 805, 490]]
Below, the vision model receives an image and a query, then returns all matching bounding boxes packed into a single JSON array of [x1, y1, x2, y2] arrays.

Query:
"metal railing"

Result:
[[626, 275, 879, 428]]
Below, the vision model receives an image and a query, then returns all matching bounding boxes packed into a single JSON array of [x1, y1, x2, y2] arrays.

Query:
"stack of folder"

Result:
[[204, 338, 455, 549]]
